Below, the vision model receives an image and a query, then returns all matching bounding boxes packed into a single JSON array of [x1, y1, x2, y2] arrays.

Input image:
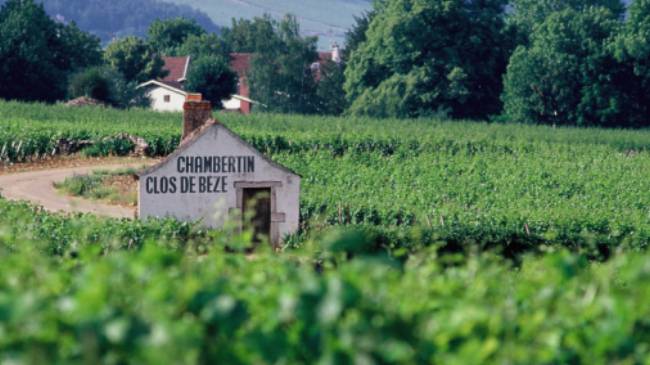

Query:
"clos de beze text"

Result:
[[144, 155, 255, 195]]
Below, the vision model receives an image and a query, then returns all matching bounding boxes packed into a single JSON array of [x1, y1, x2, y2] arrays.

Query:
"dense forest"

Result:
[[0, 0, 219, 43]]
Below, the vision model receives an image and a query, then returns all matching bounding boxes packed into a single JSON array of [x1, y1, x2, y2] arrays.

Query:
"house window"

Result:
[[164, 95, 171, 103]]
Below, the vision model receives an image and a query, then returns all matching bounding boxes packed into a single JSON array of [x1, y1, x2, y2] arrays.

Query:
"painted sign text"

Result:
[[144, 155, 255, 195]]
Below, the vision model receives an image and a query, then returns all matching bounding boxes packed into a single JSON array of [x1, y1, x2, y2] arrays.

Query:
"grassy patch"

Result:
[[54, 168, 138, 206]]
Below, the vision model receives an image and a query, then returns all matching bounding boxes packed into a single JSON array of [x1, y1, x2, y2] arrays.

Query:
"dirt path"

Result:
[[0, 161, 154, 219]]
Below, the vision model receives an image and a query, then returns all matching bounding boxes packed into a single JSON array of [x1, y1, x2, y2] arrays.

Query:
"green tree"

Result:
[[104, 36, 167, 84], [315, 60, 347, 115], [344, 0, 511, 119], [185, 55, 236, 108], [343, 9, 376, 59], [222, 15, 277, 53], [148, 17, 206, 54], [609, 0, 650, 126], [502, 7, 627, 127], [67, 66, 147, 108], [68, 66, 114, 103], [248, 15, 319, 114], [53, 21, 103, 72], [0, 0, 101, 102], [174, 33, 230, 59], [508, 0, 625, 43]]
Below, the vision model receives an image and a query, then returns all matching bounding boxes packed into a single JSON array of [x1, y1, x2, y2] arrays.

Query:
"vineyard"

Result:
[[2, 100, 650, 258], [2, 100, 650, 362]]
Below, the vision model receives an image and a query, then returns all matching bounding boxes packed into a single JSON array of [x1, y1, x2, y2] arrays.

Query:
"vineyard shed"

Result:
[[137, 95, 300, 245]]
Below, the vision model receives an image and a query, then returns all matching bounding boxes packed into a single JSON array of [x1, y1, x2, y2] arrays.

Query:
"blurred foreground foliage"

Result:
[[1, 199, 650, 364]]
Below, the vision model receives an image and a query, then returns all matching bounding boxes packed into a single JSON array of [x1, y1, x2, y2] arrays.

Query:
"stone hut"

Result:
[[138, 95, 300, 245]]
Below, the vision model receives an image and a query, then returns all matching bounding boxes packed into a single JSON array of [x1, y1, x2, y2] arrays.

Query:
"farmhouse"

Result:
[[138, 45, 342, 114], [138, 55, 259, 114], [138, 95, 301, 245], [138, 56, 191, 112], [137, 80, 189, 112]]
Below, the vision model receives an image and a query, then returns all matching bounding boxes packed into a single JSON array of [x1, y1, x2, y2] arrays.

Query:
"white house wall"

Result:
[[222, 97, 242, 111], [138, 124, 301, 242], [147, 86, 186, 112]]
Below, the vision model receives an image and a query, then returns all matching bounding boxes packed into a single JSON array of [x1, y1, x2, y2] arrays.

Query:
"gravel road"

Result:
[[0, 163, 151, 219]]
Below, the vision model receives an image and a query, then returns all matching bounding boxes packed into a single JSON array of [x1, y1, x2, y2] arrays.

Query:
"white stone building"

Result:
[[137, 79, 188, 112], [138, 97, 301, 245], [138, 56, 191, 112]]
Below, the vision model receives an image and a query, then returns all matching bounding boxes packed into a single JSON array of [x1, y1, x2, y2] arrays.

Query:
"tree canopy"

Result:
[[68, 67, 115, 103], [173, 33, 230, 60], [343, 9, 376, 60], [148, 18, 206, 55], [344, 0, 512, 119], [185, 56, 237, 108], [1, 0, 648, 125], [222, 16, 278, 53], [609, 0, 650, 126], [508, 0, 626, 42], [0, 0, 101, 102], [501, 7, 634, 127], [68, 66, 147, 108], [104, 36, 167, 84], [315, 60, 347, 115], [247, 15, 319, 114]]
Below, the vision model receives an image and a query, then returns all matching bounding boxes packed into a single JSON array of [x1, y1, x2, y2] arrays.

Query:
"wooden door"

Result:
[[242, 187, 271, 243]]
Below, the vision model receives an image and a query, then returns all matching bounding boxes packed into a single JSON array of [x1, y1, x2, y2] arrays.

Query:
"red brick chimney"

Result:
[[183, 93, 212, 141]]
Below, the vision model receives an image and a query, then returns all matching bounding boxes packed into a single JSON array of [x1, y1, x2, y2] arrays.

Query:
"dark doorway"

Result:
[[242, 188, 272, 243]]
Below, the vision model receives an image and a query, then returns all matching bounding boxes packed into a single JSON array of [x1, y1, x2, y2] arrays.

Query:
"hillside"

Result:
[[0, 0, 220, 43], [168, 0, 372, 49]]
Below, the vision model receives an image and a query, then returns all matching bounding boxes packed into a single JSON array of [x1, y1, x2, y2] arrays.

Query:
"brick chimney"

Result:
[[182, 93, 212, 141]]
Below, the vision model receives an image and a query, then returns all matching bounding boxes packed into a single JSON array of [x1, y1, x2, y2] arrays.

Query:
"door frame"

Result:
[[234, 181, 285, 246]]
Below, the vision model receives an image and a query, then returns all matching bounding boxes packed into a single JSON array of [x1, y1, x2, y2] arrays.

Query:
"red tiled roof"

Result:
[[230, 53, 251, 78], [228, 52, 334, 79], [162, 56, 190, 82], [318, 52, 333, 63]]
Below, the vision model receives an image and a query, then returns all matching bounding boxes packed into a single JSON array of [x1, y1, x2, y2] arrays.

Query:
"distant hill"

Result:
[[167, 0, 373, 50], [0, 0, 633, 49], [0, 0, 220, 44]]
